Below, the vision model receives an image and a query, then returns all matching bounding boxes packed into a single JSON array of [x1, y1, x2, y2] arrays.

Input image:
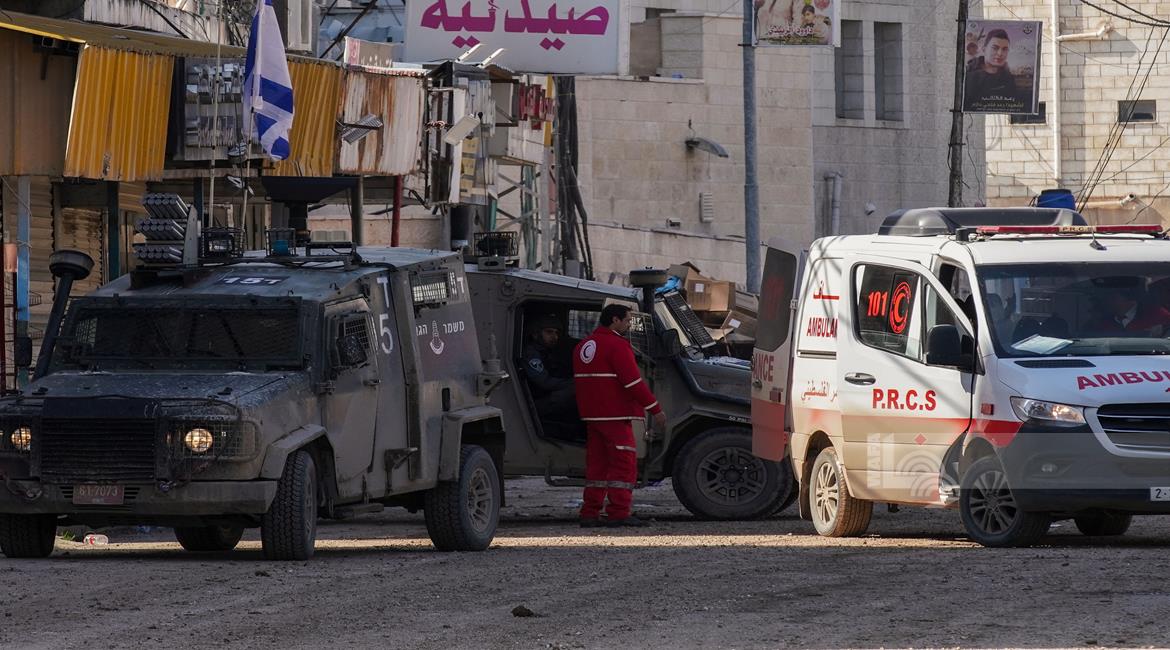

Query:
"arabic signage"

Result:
[[962, 20, 1042, 114], [404, 0, 620, 74], [757, 0, 840, 47]]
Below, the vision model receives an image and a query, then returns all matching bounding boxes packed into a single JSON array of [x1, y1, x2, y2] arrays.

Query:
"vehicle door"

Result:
[[836, 256, 976, 505], [322, 297, 380, 492], [751, 238, 807, 461], [366, 270, 411, 495]]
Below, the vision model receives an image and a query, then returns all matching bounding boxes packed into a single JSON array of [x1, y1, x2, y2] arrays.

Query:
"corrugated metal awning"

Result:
[[65, 45, 173, 181], [337, 70, 424, 176], [272, 60, 343, 178]]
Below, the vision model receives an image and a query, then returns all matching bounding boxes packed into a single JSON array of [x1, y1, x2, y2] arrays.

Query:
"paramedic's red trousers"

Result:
[[581, 420, 638, 520]]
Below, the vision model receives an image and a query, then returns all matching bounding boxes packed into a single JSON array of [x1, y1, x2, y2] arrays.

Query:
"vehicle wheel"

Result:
[[960, 455, 1050, 548], [808, 446, 872, 537], [672, 428, 791, 520], [1074, 511, 1132, 537], [424, 445, 500, 552], [0, 514, 57, 558], [774, 473, 800, 515], [174, 525, 245, 552], [261, 450, 318, 561]]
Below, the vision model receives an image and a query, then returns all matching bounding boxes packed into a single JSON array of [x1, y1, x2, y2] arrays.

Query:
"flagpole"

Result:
[[242, 2, 258, 234], [208, 1, 221, 229]]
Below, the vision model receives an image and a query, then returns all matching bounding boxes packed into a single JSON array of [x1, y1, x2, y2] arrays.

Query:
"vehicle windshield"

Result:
[[976, 262, 1170, 357], [54, 303, 304, 371]]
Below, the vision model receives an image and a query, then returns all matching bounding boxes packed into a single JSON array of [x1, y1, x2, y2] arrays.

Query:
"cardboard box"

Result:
[[685, 277, 735, 312], [720, 309, 757, 339], [667, 261, 704, 283]]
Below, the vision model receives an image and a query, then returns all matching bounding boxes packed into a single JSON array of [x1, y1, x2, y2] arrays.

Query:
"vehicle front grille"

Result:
[[37, 419, 157, 482], [1097, 404, 1170, 453]]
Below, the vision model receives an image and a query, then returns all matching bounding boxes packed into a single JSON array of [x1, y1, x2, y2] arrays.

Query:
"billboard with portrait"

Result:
[[962, 20, 1042, 114], [756, 0, 839, 47]]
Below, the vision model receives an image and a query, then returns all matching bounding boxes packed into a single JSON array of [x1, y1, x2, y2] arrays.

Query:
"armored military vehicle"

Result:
[[0, 199, 505, 560], [467, 260, 795, 520]]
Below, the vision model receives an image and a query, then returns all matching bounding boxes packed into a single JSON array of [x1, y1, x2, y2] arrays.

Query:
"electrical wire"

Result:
[[1078, 26, 1169, 210], [1079, 0, 1170, 28]]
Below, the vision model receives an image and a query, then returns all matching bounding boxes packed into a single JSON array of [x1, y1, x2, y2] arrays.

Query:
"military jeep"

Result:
[[466, 264, 796, 520], [0, 225, 505, 560]]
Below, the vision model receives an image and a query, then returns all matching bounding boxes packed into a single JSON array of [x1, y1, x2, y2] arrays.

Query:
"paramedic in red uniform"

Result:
[[573, 304, 667, 528]]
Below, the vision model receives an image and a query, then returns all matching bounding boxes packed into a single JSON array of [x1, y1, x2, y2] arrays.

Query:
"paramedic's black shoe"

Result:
[[605, 516, 649, 528]]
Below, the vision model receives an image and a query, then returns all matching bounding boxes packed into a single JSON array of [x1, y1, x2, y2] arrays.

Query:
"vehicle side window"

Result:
[[854, 264, 919, 358], [940, 263, 977, 326], [756, 248, 798, 352], [921, 284, 974, 363], [334, 315, 372, 370]]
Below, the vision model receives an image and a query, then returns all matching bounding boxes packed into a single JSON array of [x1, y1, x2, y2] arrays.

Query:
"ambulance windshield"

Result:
[[976, 262, 1170, 357]]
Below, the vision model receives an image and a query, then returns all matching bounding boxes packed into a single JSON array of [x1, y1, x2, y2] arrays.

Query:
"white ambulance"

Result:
[[751, 207, 1170, 547]]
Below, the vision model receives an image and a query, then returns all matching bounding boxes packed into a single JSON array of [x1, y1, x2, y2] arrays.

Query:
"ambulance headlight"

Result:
[[1010, 397, 1086, 425]]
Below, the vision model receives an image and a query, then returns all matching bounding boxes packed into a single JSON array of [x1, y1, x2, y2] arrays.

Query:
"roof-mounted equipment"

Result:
[[470, 231, 519, 271], [972, 224, 1166, 237], [877, 207, 1087, 237], [135, 193, 200, 267]]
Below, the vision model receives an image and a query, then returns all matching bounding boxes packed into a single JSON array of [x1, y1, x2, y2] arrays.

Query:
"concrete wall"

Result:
[[575, 13, 814, 287], [810, 0, 984, 236], [984, 0, 1170, 226]]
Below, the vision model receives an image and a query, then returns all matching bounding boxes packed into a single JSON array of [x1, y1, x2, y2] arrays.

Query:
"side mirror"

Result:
[[925, 324, 963, 367], [660, 329, 683, 357], [337, 334, 369, 368], [14, 336, 32, 368]]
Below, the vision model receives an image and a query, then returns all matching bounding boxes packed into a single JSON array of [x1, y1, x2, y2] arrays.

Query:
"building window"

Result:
[[835, 20, 865, 119], [1010, 102, 1047, 125], [874, 22, 903, 121], [1118, 100, 1156, 123]]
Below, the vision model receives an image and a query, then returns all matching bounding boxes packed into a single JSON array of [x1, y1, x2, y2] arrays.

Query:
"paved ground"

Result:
[[3, 478, 1169, 649]]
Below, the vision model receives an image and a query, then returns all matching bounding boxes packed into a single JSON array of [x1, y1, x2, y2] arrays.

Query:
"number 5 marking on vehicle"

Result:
[[377, 276, 394, 354]]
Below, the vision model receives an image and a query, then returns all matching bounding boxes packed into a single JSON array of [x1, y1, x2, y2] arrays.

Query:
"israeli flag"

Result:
[[243, 0, 294, 161]]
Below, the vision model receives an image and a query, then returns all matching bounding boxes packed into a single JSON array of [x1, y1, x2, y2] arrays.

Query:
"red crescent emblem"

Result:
[[888, 281, 912, 334]]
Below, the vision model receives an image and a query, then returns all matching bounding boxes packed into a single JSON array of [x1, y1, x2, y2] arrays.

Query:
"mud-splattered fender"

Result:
[[260, 425, 327, 479], [439, 406, 505, 481]]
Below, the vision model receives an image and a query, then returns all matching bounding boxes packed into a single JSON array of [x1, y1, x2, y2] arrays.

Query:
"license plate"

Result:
[[73, 485, 124, 506], [1151, 487, 1170, 502]]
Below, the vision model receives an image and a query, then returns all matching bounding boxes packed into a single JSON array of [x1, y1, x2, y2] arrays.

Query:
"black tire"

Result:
[[1074, 511, 1133, 537], [174, 525, 245, 552], [424, 445, 500, 552], [671, 428, 791, 520], [0, 514, 57, 559], [774, 473, 800, 515], [960, 455, 1050, 548], [808, 446, 872, 537], [261, 450, 318, 561]]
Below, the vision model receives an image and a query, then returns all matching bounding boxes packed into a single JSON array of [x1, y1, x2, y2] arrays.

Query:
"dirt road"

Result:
[[3, 479, 1169, 649]]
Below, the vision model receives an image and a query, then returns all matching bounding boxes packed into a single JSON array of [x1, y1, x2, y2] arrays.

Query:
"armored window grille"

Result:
[[412, 275, 450, 306], [342, 316, 371, 352]]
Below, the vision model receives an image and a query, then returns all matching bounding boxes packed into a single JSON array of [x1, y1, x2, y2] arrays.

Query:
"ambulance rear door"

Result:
[[837, 254, 976, 505], [752, 238, 806, 461]]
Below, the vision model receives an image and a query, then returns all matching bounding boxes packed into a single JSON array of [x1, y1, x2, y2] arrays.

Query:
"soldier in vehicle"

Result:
[[521, 314, 580, 439]]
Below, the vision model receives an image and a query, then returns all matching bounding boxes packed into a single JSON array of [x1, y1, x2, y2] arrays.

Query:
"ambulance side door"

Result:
[[751, 238, 807, 461], [837, 255, 976, 505]]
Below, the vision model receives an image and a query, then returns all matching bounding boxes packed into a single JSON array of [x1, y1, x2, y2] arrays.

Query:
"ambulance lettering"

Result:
[[805, 316, 838, 338], [871, 387, 937, 411], [752, 351, 774, 383], [1076, 371, 1170, 391]]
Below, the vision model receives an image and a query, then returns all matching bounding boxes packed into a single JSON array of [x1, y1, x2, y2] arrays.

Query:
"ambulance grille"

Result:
[[1097, 404, 1170, 453]]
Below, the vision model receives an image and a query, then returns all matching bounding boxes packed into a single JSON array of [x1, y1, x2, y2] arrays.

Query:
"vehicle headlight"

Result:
[[184, 428, 214, 453], [1010, 397, 1086, 425], [10, 426, 31, 452]]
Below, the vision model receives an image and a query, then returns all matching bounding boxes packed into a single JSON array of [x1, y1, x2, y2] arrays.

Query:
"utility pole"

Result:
[[947, 0, 969, 208], [742, 0, 760, 293]]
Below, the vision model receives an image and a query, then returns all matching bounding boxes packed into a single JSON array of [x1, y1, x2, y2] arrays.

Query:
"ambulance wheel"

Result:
[[672, 428, 790, 520], [425, 445, 499, 552], [0, 514, 57, 558], [174, 525, 245, 552], [1074, 511, 1132, 537], [960, 456, 1050, 548], [261, 450, 319, 561], [809, 446, 872, 537]]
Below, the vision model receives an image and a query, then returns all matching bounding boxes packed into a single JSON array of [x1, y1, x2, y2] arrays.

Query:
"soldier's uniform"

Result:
[[572, 326, 661, 523]]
